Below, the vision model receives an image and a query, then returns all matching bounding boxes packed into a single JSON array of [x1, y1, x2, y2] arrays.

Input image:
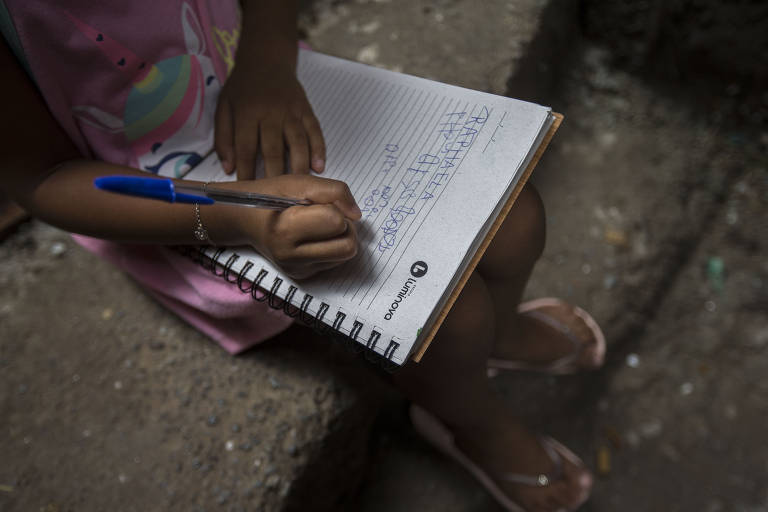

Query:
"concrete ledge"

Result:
[[0, 223, 385, 512]]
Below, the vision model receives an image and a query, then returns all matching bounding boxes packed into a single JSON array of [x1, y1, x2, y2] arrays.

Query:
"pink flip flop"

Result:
[[410, 404, 592, 511], [487, 298, 606, 376]]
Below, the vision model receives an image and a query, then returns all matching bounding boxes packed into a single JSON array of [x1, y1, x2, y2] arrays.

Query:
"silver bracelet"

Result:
[[193, 182, 212, 244], [193, 203, 210, 243]]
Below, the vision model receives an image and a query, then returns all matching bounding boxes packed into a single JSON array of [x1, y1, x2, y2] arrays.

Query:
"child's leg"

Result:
[[393, 184, 594, 510], [393, 270, 590, 510], [479, 184, 603, 367]]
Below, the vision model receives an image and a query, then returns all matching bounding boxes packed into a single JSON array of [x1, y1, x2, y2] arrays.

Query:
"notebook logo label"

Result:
[[384, 277, 417, 321], [410, 261, 428, 278]]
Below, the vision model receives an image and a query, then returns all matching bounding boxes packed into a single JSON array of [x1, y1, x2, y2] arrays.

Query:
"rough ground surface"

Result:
[[2, 0, 767, 511], [353, 41, 768, 511]]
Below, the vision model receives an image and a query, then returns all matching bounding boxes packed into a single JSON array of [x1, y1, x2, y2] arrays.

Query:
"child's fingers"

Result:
[[298, 178, 361, 220], [260, 121, 285, 178], [283, 118, 310, 174], [302, 113, 326, 173], [291, 230, 358, 263], [214, 98, 235, 174], [282, 204, 351, 243], [234, 119, 259, 181]]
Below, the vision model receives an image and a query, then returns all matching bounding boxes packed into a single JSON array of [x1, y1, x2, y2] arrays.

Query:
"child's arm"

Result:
[[0, 42, 359, 279], [216, 0, 325, 180]]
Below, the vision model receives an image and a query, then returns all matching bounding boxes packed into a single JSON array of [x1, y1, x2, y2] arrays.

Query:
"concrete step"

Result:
[[0, 224, 386, 512]]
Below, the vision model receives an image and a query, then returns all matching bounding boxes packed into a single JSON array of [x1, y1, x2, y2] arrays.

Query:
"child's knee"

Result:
[[513, 183, 546, 260], [482, 184, 546, 275], [440, 273, 494, 348]]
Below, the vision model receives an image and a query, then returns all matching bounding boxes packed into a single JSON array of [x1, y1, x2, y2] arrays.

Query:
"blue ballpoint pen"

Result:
[[94, 176, 311, 210]]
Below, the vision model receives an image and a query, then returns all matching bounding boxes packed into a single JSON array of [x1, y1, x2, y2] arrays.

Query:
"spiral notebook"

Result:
[[179, 49, 561, 367]]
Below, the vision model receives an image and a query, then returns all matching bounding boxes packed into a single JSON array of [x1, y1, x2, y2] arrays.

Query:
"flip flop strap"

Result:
[[499, 437, 564, 487]]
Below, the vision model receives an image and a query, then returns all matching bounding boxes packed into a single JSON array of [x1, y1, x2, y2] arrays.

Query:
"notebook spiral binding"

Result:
[[179, 246, 401, 371]]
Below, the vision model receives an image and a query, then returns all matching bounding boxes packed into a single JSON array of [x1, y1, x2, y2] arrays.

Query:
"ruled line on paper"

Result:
[[483, 111, 507, 153]]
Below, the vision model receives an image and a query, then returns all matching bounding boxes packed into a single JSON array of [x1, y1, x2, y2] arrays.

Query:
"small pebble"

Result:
[[72, 374, 80, 383], [639, 419, 663, 438], [149, 341, 166, 351], [680, 382, 694, 395], [604, 228, 628, 247], [356, 43, 379, 64], [625, 430, 640, 448], [118, 473, 127, 484], [50, 242, 66, 256], [269, 376, 280, 389], [207, 415, 218, 426], [581, 263, 592, 275], [216, 489, 231, 505], [360, 20, 381, 34], [231, 424, 241, 433], [114, 380, 123, 390], [101, 308, 114, 320], [596, 445, 611, 475], [626, 353, 640, 368], [704, 300, 717, 312], [265, 475, 281, 489], [225, 440, 235, 452], [82, 429, 92, 438]]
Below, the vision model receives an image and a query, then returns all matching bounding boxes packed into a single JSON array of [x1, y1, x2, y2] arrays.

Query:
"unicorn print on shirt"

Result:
[[66, 3, 221, 177]]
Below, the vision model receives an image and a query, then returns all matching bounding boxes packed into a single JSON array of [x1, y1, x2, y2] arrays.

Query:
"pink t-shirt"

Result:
[[1, 1, 295, 352], [3, 0, 239, 175]]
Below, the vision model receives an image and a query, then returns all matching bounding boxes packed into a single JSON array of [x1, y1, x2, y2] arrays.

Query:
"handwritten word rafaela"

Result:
[[374, 106, 489, 253]]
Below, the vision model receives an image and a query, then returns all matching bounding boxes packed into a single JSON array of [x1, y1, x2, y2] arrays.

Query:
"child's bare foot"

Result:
[[413, 404, 592, 511], [489, 298, 605, 374], [454, 418, 592, 511]]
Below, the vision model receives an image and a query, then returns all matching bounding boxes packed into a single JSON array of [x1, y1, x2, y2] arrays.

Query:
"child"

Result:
[[0, 1, 604, 510]]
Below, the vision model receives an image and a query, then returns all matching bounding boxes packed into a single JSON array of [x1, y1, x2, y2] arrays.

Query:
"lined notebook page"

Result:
[[184, 49, 551, 365]]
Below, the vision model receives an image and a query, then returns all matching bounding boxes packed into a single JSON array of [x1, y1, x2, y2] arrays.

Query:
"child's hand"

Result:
[[215, 65, 326, 180], [236, 175, 361, 280]]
